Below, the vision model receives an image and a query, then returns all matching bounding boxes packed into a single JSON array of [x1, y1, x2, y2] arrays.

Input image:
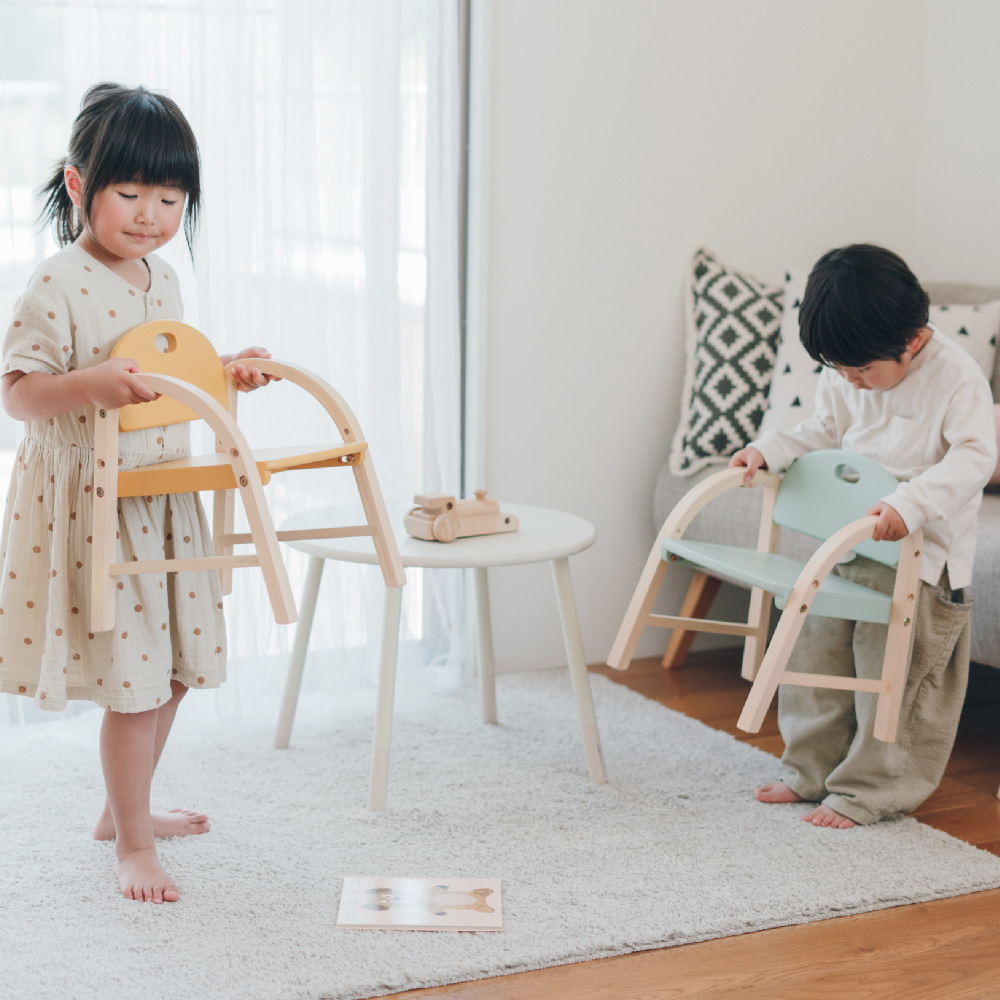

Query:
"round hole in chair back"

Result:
[[154, 332, 177, 354], [834, 463, 860, 484]]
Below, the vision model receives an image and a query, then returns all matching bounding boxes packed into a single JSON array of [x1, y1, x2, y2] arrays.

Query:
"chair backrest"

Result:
[[110, 320, 229, 431], [771, 449, 902, 567]]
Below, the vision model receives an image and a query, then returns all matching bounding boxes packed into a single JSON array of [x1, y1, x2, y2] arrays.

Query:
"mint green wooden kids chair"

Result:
[[607, 449, 923, 743]]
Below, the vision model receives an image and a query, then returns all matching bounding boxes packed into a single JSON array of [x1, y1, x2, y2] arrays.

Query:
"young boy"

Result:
[[730, 244, 997, 828]]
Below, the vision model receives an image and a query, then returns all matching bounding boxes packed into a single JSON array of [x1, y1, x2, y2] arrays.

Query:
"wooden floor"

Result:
[[385, 648, 1000, 1000]]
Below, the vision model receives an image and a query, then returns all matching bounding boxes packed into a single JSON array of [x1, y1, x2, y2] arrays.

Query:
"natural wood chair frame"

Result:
[[90, 320, 404, 633], [607, 450, 923, 743]]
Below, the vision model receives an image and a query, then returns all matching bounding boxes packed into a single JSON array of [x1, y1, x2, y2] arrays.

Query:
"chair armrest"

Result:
[[659, 466, 782, 545], [224, 358, 363, 444], [134, 373, 260, 477], [787, 516, 923, 613], [120, 371, 297, 623], [607, 465, 781, 671]]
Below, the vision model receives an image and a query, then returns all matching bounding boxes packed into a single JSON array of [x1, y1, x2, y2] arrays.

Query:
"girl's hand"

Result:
[[729, 446, 768, 484], [86, 358, 160, 408], [222, 347, 280, 392]]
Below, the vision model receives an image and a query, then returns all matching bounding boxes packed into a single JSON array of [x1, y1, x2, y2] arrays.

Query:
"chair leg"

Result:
[[741, 587, 774, 681], [242, 490, 297, 623], [216, 445, 297, 623], [90, 406, 120, 633], [661, 572, 720, 668], [872, 620, 913, 743], [352, 458, 405, 589], [873, 540, 921, 743], [275, 554, 325, 749], [213, 487, 236, 596], [737, 601, 811, 734], [608, 546, 669, 670]]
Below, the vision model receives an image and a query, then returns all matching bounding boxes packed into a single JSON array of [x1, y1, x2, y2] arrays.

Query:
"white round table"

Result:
[[273, 503, 607, 810]]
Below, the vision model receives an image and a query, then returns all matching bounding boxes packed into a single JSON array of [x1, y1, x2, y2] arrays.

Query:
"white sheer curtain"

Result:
[[0, 0, 466, 732]]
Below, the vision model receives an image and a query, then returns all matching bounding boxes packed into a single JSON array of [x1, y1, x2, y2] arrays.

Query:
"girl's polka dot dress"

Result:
[[0, 245, 226, 712]]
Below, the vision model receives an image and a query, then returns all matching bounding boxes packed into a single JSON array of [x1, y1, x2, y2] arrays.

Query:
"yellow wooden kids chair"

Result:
[[607, 449, 923, 743], [90, 319, 405, 633]]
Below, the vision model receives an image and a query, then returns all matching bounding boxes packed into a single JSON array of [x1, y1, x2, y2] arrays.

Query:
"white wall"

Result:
[[478, 0, 932, 671], [913, 1, 1000, 283]]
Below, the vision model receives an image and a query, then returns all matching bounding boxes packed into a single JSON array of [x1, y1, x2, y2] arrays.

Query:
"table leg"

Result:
[[551, 556, 607, 783], [274, 554, 325, 749], [368, 585, 404, 811], [473, 566, 498, 724]]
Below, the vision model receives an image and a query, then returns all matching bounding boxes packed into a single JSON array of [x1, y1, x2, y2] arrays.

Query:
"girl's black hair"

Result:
[[38, 82, 201, 255], [799, 244, 929, 368]]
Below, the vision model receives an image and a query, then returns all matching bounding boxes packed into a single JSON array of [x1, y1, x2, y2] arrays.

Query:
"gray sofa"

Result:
[[653, 281, 1000, 669]]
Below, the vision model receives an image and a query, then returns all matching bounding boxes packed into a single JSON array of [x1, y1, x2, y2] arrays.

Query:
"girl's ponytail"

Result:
[[37, 160, 79, 247]]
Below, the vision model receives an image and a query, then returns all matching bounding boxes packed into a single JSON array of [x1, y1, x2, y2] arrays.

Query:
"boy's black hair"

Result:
[[38, 82, 201, 255], [799, 244, 929, 368]]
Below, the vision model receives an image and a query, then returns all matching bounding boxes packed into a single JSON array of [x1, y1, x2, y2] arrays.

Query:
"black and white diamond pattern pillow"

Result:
[[760, 269, 1000, 435], [668, 249, 783, 475]]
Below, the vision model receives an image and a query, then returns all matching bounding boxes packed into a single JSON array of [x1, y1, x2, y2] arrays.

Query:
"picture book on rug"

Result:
[[336, 876, 503, 931]]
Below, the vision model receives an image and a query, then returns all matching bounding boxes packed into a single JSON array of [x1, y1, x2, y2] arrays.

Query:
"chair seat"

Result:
[[118, 443, 368, 498], [661, 537, 892, 624]]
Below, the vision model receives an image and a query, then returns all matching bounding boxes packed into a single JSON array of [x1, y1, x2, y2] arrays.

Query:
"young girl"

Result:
[[1, 83, 273, 903]]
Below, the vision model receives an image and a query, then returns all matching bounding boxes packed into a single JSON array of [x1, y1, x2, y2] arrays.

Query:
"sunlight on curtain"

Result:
[[0, 0, 465, 732]]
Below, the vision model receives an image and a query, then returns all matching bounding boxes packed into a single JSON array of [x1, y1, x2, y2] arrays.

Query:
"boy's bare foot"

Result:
[[94, 808, 210, 841], [802, 804, 856, 828], [755, 781, 805, 803], [113, 846, 180, 903]]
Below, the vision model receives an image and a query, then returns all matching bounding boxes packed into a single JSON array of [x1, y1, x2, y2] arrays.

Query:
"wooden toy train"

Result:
[[403, 490, 518, 542]]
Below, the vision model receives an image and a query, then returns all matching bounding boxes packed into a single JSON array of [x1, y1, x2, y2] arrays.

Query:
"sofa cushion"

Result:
[[931, 301, 1000, 384], [924, 281, 1000, 402], [993, 407, 1000, 485], [668, 249, 783, 476], [970, 495, 1000, 667]]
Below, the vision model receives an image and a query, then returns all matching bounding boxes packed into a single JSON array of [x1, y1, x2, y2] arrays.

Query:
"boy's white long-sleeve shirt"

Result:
[[751, 333, 996, 589]]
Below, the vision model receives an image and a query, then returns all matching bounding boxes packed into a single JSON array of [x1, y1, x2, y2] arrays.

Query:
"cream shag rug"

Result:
[[4, 669, 1000, 1000]]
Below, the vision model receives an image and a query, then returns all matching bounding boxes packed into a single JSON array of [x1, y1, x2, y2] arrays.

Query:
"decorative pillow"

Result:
[[759, 273, 1000, 436], [668, 249, 783, 476], [929, 300, 1000, 382], [758, 269, 814, 436]]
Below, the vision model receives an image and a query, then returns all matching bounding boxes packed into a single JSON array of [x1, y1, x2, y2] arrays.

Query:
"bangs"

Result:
[[86, 92, 200, 198], [808, 326, 901, 369]]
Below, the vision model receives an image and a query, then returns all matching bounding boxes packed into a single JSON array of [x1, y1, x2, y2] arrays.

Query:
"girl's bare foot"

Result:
[[94, 808, 210, 841], [113, 846, 180, 903], [755, 781, 805, 803], [802, 804, 856, 828]]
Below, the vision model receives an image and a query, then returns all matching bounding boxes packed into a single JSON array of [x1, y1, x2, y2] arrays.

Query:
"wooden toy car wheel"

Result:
[[432, 511, 460, 542]]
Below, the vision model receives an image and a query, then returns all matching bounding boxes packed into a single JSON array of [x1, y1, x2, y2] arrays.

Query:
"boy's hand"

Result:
[[729, 446, 768, 484], [867, 502, 908, 542], [222, 347, 281, 392]]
